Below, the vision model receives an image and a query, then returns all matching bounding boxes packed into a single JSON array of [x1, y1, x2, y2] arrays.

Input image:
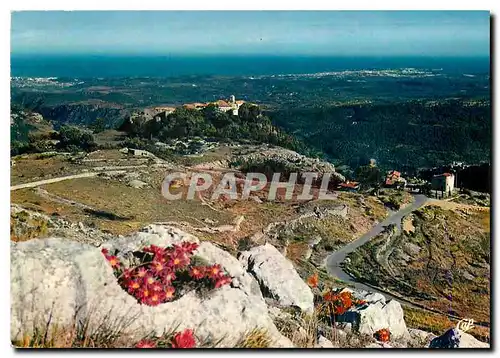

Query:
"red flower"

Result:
[[307, 272, 319, 288], [323, 290, 354, 315], [164, 285, 175, 301], [152, 260, 166, 274], [135, 339, 157, 348], [127, 279, 141, 293], [207, 264, 222, 280], [101, 248, 109, 256], [106, 255, 120, 268], [122, 268, 132, 280], [144, 245, 166, 260], [171, 329, 196, 348], [151, 282, 163, 292], [189, 266, 205, 280], [136, 267, 148, 278], [180, 242, 199, 255], [143, 274, 156, 286], [374, 328, 391, 342], [138, 287, 151, 300], [162, 269, 176, 284], [145, 292, 165, 306], [214, 275, 232, 288], [168, 249, 189, 269]]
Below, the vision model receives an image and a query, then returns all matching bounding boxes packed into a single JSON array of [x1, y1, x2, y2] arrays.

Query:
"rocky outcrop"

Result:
[[11, 225, 292, 347], [238, 243, 314, 313], [338, 289, 410, 341], [232, 146, 345, 183]]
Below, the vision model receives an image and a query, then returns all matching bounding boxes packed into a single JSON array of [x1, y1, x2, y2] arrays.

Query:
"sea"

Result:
[[10, 54, 490, 78]]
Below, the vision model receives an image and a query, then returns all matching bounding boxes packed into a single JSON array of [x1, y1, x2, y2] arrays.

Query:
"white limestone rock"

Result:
[[238, 243, 314, 313]]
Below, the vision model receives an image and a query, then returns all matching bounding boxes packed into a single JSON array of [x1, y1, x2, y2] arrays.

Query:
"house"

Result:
[[121, 147, 156, 158], [182, 95, 246, 115], [338, 181, 360, 192], [152, 106, 176, 115], [385, 170, 406, 188], [431, 173, 455, 196]]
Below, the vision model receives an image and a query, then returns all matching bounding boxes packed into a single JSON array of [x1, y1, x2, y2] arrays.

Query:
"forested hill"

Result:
[[268, 99, 491, 174]]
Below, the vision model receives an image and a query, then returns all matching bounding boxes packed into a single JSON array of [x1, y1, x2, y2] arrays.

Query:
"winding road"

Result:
[[326, 194, 428, 283], [325, 194, 432, 307], [325, 194, 490, 328]]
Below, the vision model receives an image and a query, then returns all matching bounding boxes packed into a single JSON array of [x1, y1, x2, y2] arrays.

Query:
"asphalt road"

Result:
[[325, 194, 429, 303]]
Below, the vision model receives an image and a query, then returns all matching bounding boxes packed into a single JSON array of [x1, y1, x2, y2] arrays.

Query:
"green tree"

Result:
[[92, 117, 106, 133], [355, 164, 382, 190], [58, 125, 97, 152]]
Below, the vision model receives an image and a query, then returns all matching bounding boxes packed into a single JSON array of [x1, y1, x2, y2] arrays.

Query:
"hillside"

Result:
[[268, 99, 491, 174], [344, 204, 490, 338]]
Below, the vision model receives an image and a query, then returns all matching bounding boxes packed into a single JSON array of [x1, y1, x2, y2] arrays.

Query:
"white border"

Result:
[[2, 2, 498, 358]]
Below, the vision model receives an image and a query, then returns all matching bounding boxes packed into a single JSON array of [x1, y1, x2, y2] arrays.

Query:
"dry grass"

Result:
[[13, 308, 139, 348], [235, 328, 273, 348], [403, 306, 490, 343], [10, 210, 49, 242], [11, 154, 82, 185], [11, 177, 235, 237]]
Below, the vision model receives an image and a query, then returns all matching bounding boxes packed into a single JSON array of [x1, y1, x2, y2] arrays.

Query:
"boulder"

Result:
[[428, 328, 490, 348], [11, 225, 292, 347], [238, 243, 314, 313], [338, 298, 410, 340], [128, 179, 148, 189], [315, 335, 335, 348], [459, 332, 490, 348], [408, 328, 437, 346]]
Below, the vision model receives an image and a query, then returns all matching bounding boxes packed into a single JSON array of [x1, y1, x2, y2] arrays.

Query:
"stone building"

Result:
[[431, 173, 455, 196]]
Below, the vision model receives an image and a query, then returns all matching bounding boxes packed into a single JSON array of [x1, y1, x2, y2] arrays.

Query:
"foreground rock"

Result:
[[337, 289, 410, 341], [11, 225, 292, 347], [238, 243, 314, 313], [428, 328, 490, 349]]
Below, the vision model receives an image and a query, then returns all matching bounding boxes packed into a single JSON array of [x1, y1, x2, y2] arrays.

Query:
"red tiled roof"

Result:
[[339, 182, 359, 189], [216, 100, 231, 107]]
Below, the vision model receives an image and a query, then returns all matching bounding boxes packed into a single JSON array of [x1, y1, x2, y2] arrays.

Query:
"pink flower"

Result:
[[106, 255, 120, 268], [143, 274, 156, 286], [122, 268, 132, 280], [145, 291, 165, 306], [136, 267, 148, 278], [180, 242, 199, 255], [171, 329, 196, 348], [144, 245, 166, 260], [207, 264, 222, 280], [189, 266, 205, 280], [161, 269, 176, 284], [152, 260, 166, 274], [151, 282, 163, 292], [135, 339, 157, 348], [168, 249, 189, 269], [164, 285, 175, 301], [127, 279, 141, 293], [214, 275, 232, 288]]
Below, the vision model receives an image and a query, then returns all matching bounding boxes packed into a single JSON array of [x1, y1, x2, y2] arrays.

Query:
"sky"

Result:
[[10, 11, 490, 56]]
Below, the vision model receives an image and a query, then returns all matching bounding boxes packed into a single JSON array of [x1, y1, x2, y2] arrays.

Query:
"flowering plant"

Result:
[[323, 290, 354, 315], [101, 242, 231, 306], [135, 328, 196, 348], [374, 328, 391, 342]]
